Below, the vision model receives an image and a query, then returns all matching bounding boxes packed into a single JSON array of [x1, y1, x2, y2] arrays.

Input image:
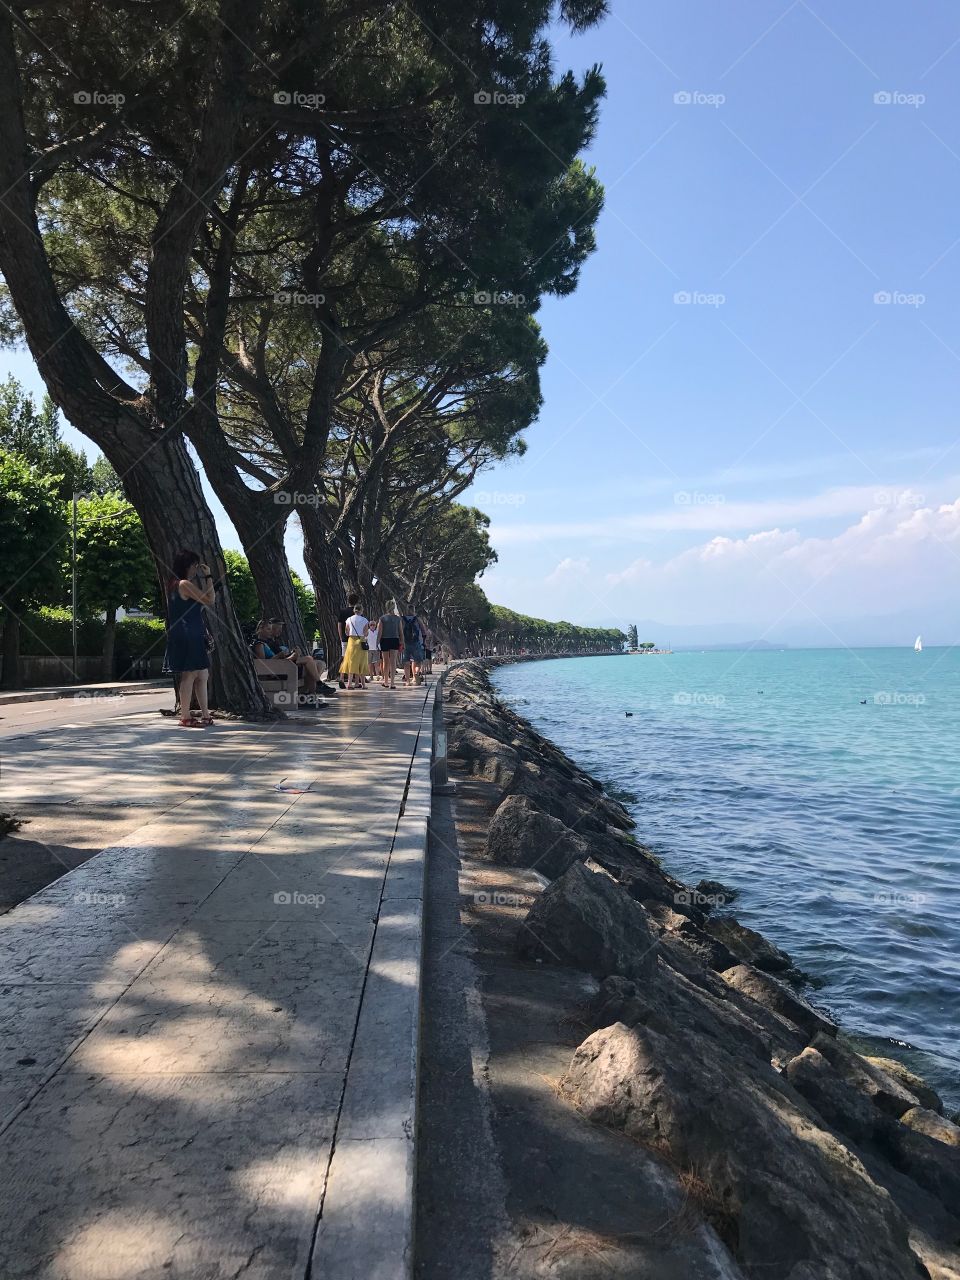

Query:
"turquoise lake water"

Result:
[[492, 649, 960, 1108]]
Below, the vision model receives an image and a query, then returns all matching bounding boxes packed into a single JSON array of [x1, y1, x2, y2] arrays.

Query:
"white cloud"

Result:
[[545, 556, 590, 584], [599, 497, 960, 625], [489, 483, 953, 545]]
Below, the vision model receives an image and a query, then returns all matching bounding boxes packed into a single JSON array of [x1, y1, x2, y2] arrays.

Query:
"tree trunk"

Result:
[[115, 435, 272, 717], [229, 502, 308, 652], [102, 605, 117, 681], [299, 505, 347, 678], [0, 610, 20, 690]]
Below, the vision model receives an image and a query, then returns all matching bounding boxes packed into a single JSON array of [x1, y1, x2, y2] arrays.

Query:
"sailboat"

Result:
[[914, 635, 923, 653]]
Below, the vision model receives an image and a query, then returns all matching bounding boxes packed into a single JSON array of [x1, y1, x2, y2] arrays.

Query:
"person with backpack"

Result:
[[400, 607, 425, 686]]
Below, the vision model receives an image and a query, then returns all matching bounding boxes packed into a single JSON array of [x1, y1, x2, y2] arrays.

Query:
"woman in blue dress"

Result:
[[165, 549, 216, 728]]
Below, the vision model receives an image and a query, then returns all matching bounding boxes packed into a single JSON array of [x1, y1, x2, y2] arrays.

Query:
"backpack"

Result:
[[402, 615, 420, 648]]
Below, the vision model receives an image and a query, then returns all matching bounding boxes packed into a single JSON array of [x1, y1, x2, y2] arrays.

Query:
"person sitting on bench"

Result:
[[252, 619, 326, 701]]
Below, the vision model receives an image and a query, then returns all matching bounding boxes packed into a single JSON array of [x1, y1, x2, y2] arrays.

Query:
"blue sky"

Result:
[[467, 0, 960, 645], [5, 0, 960, 645]]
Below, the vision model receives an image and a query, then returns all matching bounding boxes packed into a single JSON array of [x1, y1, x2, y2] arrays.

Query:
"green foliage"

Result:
[[90, 455, 121, 494], [223, 549, 316, 636], [0, 377, 91, 499], [0, 450, 68, 611], [70, 491, 154, 614], [627, 624, 638, 650], [222, 550, 259, 629], [113, 616, 167, 664], [18, 606, 102, 656], [291, 571, 317, 638], [485, 602, 625, 653], [18, 607, 165, 660]]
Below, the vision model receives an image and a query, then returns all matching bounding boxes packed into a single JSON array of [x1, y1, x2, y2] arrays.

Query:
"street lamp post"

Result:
[[71, 491, 78, 682]]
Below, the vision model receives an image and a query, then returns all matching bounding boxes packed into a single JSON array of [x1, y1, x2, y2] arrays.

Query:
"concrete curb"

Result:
[[0, 680, 167, 707], [310, 681, 436, 1279]]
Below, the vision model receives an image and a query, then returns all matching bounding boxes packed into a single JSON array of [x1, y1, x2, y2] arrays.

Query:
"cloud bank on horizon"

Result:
[[482, 485, 960, 646]]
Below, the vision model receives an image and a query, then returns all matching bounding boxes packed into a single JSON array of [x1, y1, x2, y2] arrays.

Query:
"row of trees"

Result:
[[449, 602, 624, 655], [0, 381, 155, 683], [0, 380, 321, 684], [0, 1, 613, 711]]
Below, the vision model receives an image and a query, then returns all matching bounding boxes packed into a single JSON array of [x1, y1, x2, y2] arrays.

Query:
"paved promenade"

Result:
[[0, 679, 435, 1279]]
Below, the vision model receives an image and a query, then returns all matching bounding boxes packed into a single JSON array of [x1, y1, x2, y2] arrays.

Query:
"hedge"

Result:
[[19, 607, 166, 660]]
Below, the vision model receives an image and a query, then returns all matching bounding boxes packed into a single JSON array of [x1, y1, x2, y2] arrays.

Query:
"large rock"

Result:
[[704, 915, 795, 974], [485, 794, 591, 879], [562, 1023, 928, 1280], [810, 1033, 922, 1118], [510, 758, 622, 838], [721, 964, 837, 1040], [866, 1057, 944, 1115], [517, 859, 658, 983], [901, 1107, 960, 1148], [446, 724, 518, 787], [786, 1045, 960, 1215]]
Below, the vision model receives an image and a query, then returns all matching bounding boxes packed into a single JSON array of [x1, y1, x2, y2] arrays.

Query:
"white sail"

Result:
[[914, 634, 922, 652]]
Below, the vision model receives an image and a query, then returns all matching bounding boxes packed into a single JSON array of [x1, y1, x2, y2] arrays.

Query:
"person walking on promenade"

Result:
[[366, 614, 381, 683], [378, 605, 402, 689], [401, 607, 425, 686], [422, 623, 434, 675], [165, 549, 215, 728], [341, 604, 370, 690], [337, 592, 360, 689]]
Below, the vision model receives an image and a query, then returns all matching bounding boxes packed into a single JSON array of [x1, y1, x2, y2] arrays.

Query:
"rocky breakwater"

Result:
[[444, 659, 960, 1280]]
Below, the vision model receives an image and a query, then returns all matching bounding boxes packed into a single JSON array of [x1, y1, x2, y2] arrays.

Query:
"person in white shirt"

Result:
[[340, 605, 370, 690], [366, 614, 381, 682]]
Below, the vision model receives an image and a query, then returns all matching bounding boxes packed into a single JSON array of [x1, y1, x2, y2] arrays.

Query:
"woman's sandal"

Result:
[[199, 716, 215, 725], [179, 718, 204, 728]]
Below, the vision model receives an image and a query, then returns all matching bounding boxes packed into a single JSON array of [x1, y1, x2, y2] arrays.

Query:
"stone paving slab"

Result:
[[0, 1069, 344, 1280], [0, 677, 437, 1279], [311, 680, 436, 1280]]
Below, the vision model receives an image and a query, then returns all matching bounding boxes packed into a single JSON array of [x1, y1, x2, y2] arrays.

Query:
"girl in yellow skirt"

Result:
[[341, 604, 370, 690]]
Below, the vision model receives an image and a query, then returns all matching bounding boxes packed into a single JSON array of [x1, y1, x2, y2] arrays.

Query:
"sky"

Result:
[[464, 0, 960, 646], [4, 0, 960, 646]]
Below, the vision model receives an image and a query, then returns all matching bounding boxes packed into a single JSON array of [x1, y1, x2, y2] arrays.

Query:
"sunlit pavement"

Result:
[[0, 677, 436, 1278]]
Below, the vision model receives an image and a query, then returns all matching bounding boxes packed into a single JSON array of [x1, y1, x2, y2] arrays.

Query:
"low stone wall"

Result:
[[443, 658, 960, 1280], [1, 655, 166, 687]]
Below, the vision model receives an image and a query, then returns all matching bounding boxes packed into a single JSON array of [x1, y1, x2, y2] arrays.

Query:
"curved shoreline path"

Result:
[[0, 678, 436, 1279]]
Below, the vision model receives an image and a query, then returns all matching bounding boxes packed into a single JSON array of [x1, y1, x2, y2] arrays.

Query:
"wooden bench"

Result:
[[254, 657, 304, 707]]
